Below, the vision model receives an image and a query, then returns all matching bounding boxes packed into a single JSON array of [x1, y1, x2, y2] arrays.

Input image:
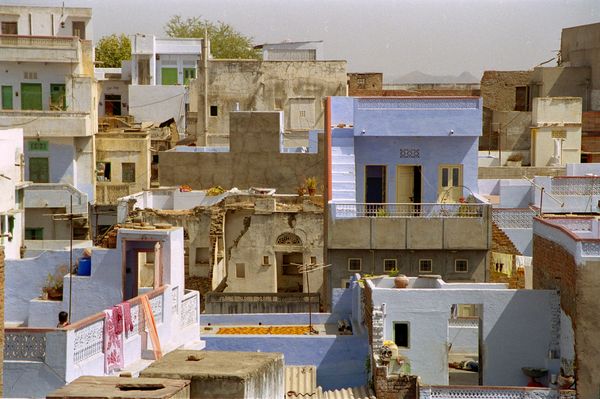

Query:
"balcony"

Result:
[[0, 110, 92, 137], [24, 183, 88, 215], [328, 203, 491, 250], [0, 35, 81, 63]]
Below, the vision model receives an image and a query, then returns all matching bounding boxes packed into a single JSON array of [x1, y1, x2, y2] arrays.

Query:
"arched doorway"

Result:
[[274, 232, 304, 293]]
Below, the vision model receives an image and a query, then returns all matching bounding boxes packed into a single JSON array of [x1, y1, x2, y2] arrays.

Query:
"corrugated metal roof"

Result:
[[285, 365, 317, 396], [319, 386, 376, 399]]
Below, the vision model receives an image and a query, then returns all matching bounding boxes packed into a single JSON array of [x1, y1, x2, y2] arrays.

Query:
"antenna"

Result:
[[291, 262, 332, 335]]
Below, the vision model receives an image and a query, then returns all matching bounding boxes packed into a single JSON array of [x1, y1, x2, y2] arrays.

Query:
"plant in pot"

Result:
[[296, 185, 306, 197], [305, 177, 317, 196], [42, 265, 68, 301], [506, 153, 523, 167]]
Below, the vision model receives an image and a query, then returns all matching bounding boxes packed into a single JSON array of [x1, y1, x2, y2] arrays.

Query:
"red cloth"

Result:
[[103, 309, 123, 373], [119, 302, 134, 333], [112, 305, 124, 335]]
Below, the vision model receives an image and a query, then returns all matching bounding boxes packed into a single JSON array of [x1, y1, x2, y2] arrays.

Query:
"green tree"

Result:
[[164, 15, 261, 59], [95, 34, 131, 68]]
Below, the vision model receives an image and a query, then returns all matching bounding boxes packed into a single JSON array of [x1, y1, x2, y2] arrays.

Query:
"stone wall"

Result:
[[373, 368, 418, 399], [480, 71, 533, 111], [347, 73, 383, 95]]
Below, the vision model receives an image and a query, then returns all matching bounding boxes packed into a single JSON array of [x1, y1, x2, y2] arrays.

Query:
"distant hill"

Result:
[[388, 70, 480, 84]]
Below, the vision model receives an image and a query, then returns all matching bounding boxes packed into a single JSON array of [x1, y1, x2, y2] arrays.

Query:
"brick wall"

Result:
[[348, 73, 383, 95], [374, 367, 418, 399], [532, 235, 577, 321], [480, 71, 533, 111]]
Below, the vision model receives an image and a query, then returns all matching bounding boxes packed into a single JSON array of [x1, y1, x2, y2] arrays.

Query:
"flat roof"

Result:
[[140, 350, 283, 379], [47, 376, 190, 398]]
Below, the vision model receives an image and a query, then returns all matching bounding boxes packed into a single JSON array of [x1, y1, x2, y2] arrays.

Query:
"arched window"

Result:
[[275, 232, 302, 246]]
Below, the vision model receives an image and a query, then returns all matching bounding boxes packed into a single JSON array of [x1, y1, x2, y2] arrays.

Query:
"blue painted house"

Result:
[[325, 96, 492, 289]]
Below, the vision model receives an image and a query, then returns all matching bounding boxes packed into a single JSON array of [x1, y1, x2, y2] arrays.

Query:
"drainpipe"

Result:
[[202, 29, 209, 146]]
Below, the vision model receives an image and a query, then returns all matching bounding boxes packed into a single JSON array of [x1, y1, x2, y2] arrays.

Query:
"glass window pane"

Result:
[[441, 168, 449, 187], [452, 168, 460, 186]]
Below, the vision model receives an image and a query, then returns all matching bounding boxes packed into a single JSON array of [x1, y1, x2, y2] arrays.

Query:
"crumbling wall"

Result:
[[480, 71, 533, 111]]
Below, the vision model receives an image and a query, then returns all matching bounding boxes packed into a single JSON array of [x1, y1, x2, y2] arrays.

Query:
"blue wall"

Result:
[[353, 97, 482, 137], [330, 97, 354, 126], [203, 334, 368, 390], [354, 136, 479, 203]]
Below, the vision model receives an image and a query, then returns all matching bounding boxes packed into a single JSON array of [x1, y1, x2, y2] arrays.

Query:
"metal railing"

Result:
[[421, 386, 576, 399], [205, 292, 320, 314], [333, 203, 486, 219]]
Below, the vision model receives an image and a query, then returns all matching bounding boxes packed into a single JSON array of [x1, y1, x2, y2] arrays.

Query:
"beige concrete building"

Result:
[[531, 97, 582, 167], [192, 60, 347, 145], [95, 129, 151, 205], [160, 111, 324, 194]]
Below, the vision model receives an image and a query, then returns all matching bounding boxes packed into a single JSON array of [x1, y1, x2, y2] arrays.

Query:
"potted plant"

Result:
[[305, 177, 317, 196], [296, 185, 306, 197], [41, 265, 68, 301], [506, 153, 523, 167]]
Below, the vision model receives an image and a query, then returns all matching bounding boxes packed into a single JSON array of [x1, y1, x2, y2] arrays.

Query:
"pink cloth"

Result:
[[119, 302, 134, 333], [103, 309, 123, 373], [112, 305, 124, 335]]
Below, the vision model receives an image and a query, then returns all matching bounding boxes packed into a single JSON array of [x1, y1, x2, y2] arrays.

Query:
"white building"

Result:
[[364, 275, 559, 387], [4, 225, 202, 398], [128, 34, 205, 135], [0, 128, 25, 259], [255, 40, 324, 61], [0, 5, 97, 244], [531, 97, 582, 167]]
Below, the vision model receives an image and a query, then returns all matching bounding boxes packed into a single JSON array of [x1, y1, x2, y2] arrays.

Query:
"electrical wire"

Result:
[[128, 92, 186, 109]]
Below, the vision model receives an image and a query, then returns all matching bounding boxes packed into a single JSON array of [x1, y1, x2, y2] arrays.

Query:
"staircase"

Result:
[[330, 128, 356, 203]]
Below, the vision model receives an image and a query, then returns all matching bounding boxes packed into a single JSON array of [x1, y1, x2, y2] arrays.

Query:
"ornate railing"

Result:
[[181, 290, 199, 327], [549, 218, 593, 232], [96, 183, 132, 205], [150, 293, 164, 324], [421, 386, 576, 399], [492, 208, 535, 229], [551, 176, 600, 196], [205, 292, 319, 314], [73, 318, 104, 363], [172, 286, 179, 314], [333, 203, 485, 219], [582, 242, 600, 257], [4, 329, 47, 361]]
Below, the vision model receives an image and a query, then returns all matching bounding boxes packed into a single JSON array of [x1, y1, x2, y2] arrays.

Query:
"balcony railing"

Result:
[[0, 35, 81, 63], [420, 386, 576, 399], [96, 182, 132, 205], [332, 203, 485, 219], [0, 35, 79, 49], [492, 208, 536, 229], [551, 176, 600, 196], [205, 292, 320, 314]]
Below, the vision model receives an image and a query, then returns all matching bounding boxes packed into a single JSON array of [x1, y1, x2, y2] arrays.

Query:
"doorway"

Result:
[[438, 164, 463, 202], [276, 252, 303, 293], [447, 303, 482, 385], [104, 94, 122, 116], [21, 83, 42, 110], [50, 84, 66, 110], [123, 240, 162, 301], [396, 165, 422, 203]]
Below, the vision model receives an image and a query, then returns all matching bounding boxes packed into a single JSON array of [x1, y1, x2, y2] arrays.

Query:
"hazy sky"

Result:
[[5, 0, 599, 79]]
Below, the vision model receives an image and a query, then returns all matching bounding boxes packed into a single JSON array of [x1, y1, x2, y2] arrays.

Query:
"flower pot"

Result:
[[307, 188, 316, 196], [394, 274, 409, 288], [45, 288, 63, 301]]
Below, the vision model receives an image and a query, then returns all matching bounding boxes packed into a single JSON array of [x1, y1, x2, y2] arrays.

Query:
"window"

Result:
[[23, 72, 38, 80], [263, 255, 270, 265], [195, 247, 208, 264], [122, 163, 136, 183], [419, 259, 432, 273], [21, 83, 42, 110], [28, 140, 49, 152], [348, 258, 362, 272], [183, 68, 196, 85], [393, 322, 409, 348], [384, 259, 397, 273], [310, 256, 317, 265], [50, 84, 66, 110], [29, 157, 49, 183], [2, 86, 13, 110], [25, 228, 43, 240], [299, 110, 306, 118], [161, 68, 178, 85], [357, 77, 366, 89], [455, 259, 468, 273], [210, 105, 218, 117], [72, 21, 86, 40], [235, 263, 245, 278], [1, 21, 17, 35], [514, 86, 529, 111], [96, 162, 111, 181], [1, 215, 15, 242]]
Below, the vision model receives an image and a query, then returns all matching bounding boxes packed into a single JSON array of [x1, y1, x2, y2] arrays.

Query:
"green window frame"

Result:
[[183, 67, 196, 85], [29, 157, 49, 183], [21, 83, 43, 110], [25, 227, 43, 240], [161, 68, 178, 85], [1, 86, 13, 110]]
